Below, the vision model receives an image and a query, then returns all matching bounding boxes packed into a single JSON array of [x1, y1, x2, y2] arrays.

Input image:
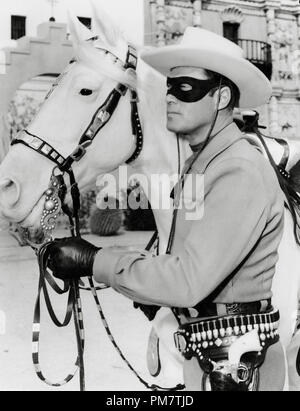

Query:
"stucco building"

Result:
[[0, 0, 300, 160], [0, 0, 144, 161], [144, 0, 300, 140]]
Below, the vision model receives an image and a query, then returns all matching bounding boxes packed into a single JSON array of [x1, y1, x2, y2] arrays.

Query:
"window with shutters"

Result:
[[11, 15, 26, 40], [223, 22, 239, 44]]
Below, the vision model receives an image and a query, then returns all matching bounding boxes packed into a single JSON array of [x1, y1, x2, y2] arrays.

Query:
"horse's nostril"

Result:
[[0, 178, 21, 209], [1, 180, 14, 190]]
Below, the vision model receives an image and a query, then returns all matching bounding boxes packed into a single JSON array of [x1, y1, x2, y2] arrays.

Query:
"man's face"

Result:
[[166, 67, 217, 135]]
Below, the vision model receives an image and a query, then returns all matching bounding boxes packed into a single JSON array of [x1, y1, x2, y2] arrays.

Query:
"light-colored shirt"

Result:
[[93, 123, 285, 308]]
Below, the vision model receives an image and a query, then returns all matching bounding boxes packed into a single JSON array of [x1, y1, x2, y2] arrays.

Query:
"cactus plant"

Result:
[[122, 180, 157, 231], [89, 197, 123, 236]]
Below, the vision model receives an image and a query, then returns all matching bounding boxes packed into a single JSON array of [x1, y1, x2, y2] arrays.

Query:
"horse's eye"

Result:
[[80, 88, 93, 96]]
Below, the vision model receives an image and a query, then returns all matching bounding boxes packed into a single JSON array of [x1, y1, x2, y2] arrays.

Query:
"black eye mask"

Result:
[[167, 76, 219, 103]]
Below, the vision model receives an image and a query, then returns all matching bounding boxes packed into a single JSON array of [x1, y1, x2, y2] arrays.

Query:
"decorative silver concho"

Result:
[[40, 174, 63, 238]]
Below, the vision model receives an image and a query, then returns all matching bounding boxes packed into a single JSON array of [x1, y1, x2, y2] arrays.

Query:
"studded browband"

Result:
[[11, 45, 143, 170]]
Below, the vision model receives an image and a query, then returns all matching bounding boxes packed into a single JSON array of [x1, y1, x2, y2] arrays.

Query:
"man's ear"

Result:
[[217, 86, 232, 111]]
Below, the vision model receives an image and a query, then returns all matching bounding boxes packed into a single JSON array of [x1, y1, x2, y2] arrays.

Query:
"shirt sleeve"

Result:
[[93, 158, 269, 307]]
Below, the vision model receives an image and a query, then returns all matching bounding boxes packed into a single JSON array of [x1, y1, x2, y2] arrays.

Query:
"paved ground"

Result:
[[0, 229, 161, 391]]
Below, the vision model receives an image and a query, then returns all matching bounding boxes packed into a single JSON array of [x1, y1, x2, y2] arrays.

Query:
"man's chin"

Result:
[[167, 123, 183, 134]]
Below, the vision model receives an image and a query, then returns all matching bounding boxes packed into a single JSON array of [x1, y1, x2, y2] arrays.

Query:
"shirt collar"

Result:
[[189, 122, 242, 174]]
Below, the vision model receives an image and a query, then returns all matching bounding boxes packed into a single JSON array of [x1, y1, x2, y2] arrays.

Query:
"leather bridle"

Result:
[[9, 44, 184, 392], [11, 45, 143, 171]]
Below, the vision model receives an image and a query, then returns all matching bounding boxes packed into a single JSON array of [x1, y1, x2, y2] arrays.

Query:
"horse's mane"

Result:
[[244, 124, 300, 245], [290, 160, 300, 192]]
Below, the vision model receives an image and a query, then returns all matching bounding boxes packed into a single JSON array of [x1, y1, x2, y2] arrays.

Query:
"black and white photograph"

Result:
[[0, 0, 300, 394]]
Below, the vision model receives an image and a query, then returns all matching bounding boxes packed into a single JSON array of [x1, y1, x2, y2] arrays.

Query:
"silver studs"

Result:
[[86, 130, 93, 138], [41, 144, 52, 155], [45, 200, 56, 211], [215, 338, 222, 347], [97, 111, 110, 123], [226, 327, 233, 337], [50, 152, 58, 159], [31, 138, 43, 149], [46, 189, 54, 196]]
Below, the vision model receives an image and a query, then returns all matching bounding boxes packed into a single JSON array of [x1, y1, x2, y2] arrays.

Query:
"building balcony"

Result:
[[237, 39, 272, 80]]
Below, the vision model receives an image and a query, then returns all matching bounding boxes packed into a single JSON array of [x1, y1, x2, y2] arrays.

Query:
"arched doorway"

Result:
[[0, 21, 74, 162], [7, 73, 58, 140]]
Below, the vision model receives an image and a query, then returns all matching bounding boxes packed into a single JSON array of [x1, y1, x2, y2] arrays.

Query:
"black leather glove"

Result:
[[48, 237, 101, 280], [133, 302, 161, 321]]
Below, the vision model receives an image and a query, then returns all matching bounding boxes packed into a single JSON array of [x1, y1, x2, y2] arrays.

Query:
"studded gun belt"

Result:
[[174, 309, 280, 362]]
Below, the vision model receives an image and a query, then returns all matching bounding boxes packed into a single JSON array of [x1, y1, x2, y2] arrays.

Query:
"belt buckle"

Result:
[[174, 331, 187, 353]]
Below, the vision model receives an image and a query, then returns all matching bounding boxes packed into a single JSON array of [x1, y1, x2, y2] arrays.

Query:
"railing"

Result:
[[237, 39, 271, 65], [237, 39, 272, 79]]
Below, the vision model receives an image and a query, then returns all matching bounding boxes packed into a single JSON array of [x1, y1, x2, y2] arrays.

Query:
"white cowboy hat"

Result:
[[140, 27, 272, 109]]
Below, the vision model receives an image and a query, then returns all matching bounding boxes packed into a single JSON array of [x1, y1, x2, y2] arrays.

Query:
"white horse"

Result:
[[0, 9, 299, 389]]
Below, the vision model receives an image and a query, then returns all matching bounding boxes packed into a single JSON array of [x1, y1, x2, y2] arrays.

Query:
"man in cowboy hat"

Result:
[[47, 27, 286, 391]]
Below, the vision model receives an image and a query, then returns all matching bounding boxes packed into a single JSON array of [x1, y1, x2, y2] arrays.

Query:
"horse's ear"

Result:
[[89, 0, 122, 47], [67, 10, 92, 46]]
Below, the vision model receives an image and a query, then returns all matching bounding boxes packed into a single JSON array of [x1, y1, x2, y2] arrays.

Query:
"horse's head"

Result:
[[0, 8, 144, 232]]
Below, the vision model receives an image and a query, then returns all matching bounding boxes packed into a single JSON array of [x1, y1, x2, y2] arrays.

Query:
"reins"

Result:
[[32, 170, 183, 392], [11, 45, 184, 392]]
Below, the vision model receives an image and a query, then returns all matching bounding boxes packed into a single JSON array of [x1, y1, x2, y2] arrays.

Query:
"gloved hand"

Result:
[[47, 237, 101, 280]]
